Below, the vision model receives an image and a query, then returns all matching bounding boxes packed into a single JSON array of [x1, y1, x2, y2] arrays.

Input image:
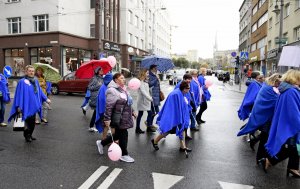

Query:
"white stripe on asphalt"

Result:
[[152, 172, 184, 189], [97, 168, 122, 189], [78, 166, 109, 189], [218, 181, 254, 189]]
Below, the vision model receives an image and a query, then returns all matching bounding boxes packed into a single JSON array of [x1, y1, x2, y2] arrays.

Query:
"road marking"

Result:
[[97, 168, 122, 189], [78, 166, 108, 189], [152, 172, 184, 189], [218, 181, 254, 189]]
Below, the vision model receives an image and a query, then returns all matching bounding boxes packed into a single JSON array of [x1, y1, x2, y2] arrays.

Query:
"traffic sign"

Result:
[[231, 52, 237, 57], [275, 37, 288, 44], [3, 65, 12, 78], [240, 52, 248, 60]]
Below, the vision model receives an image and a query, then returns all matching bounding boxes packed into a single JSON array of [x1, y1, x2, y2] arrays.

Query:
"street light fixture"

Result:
[[151, 7, 167, 55]]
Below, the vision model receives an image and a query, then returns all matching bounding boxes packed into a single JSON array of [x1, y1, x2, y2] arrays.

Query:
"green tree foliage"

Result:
[[173, 58, 189, 68]]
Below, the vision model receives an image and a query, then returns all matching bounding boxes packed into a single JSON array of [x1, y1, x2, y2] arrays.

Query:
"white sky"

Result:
[[164, 0, 242, 58]]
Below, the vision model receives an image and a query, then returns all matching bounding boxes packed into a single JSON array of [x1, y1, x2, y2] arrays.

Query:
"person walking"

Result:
[[259, 70, 300, 178], [151, 81, 191, 152], [8, 65, 51, 142], [35, 67, 49, 124], [196, 67, 211, 124], [0, 73, 10, 127], [96, 73, 137, 163], [87, 67, 103, 132], [136, 69, 152, 134], [146, 65, 161, 132]]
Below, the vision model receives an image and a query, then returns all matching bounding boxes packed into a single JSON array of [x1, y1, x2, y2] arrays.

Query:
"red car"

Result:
[[51, 72, 89, 95]]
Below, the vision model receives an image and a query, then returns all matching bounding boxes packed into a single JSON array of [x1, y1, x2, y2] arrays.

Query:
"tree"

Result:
[[173, 57, 189, 68], [191, 61, 200, 69]]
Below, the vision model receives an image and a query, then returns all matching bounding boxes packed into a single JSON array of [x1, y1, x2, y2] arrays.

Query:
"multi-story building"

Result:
[[267, 0, 300, 73], [249, 0, 268, 75], [213, 49, 237, 70], [186, 50, 198, 62], [239, 0, 252, 55]]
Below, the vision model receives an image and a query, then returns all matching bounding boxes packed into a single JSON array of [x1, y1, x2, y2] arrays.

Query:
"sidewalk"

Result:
[[223, 75, 247, 94]]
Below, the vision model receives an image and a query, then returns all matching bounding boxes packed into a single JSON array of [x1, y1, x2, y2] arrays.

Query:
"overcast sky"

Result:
[[164, 0, 242, 58]]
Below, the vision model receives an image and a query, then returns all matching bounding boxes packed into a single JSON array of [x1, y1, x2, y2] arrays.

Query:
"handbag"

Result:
[[13, 114, 25, 131], [159, 91, 165, 101]]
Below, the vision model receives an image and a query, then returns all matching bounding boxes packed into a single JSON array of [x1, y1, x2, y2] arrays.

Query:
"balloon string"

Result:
[[108, 126, 114, 142]]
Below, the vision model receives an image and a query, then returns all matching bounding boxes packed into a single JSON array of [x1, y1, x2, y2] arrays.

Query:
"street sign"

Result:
[[240, 52, 248, 60], [275, 37, 288, 44], [3, 65, 12, 78], [231, 52, 237, 57]]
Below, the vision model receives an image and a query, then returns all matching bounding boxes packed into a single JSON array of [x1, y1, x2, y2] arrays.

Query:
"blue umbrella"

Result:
[[141, 55, 175, 72]]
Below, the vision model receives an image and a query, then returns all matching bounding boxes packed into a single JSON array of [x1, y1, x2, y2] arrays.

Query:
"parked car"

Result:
[[206, 69, 213, 76], [51, 72, 89, 95], [168, 70, 185, 85], [218, 71, 230, 82]]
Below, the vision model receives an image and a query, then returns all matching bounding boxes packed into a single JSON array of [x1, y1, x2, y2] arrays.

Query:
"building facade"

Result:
[[239, 0, 252, 55], [186, 50, 198, 62]]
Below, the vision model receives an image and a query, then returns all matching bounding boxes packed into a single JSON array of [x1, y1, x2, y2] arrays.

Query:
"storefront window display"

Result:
[[30, 47, 53, 65], [5, 48, 25, 77]]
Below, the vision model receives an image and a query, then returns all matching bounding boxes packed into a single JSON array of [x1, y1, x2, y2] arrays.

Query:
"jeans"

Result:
[[146, 103, 159, 126], [90, 110, 96, 128], [0, 97, 5, 123], [136, 110, 151, 130], [101, 128, 129, 156]]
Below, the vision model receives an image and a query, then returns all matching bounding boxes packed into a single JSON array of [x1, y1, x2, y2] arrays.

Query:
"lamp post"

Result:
[[272, 0, 284, 72], [151, 7, 166, 55]]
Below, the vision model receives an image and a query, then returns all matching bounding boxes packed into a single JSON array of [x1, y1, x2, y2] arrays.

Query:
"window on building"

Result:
[[258, 12, 268, 28], [258, 0, 266, 8], [251, 43, 257, 52], [5, 48, 25, 76], [268, 40, 272, 49], [134, 36, 138, 47], [257, 37, 266, 49], [284, 3, 290, 17], [275, 13, 280, 23], [297, 0, 300, 9], [134, 15, 138, 27], [251, 23, 257, 33], [128, 33, 132, 45], [149, 10, 152, 20], [141, 1, 144, 9], [90, 0, 95, 8], [140, 20, 144, 31], [295, 27, 300, 41], [34, 14, 49, 32], [268, 17, 272, 29], [6, 0, 20, 3], [141, 39, 144, 49], [252, 5, 258, 15], [7, 17, 21, 34], [128, 10, 132, 23], [90, 24, 95, 37]]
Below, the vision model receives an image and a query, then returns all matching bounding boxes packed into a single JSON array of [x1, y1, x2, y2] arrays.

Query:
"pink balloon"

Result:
[[205, 79, 213, 88], [108, 142, 122, 161], [100, 57, 108, 62], [107, 56, 117, 68], [128, 78, 141, 90]]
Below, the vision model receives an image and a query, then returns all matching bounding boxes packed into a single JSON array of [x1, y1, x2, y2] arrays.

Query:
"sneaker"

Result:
[[96, 140, 104, 154], [0, 122, 7, 127], [146, 126, 157, 133], [120, 155, 135, 163], [88, 127, 98, 132]]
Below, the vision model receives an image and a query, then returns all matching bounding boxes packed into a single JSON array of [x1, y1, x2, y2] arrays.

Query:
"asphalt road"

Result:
[[0, 76, 299, 189]]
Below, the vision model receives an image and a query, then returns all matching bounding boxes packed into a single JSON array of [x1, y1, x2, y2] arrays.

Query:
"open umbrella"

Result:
[[278, 46, 300, 67], [75, 59, 112, 79], [141, 55, 175, 72], [33, 63, 62, 83]]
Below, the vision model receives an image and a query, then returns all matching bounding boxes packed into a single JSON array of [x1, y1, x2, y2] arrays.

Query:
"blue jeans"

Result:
[[146, 103, 159, 126], [190, 112, 196, 128], [0, 97, 5, 123], [136, 110, 151, 130]]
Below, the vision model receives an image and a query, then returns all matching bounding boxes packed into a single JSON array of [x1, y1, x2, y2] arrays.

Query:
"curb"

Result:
[[224, 84, 246, 94]]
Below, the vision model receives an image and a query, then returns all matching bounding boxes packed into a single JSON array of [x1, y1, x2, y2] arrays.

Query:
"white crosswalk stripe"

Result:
[[78, 166, 109, 189], [97, 168, 122, 189]]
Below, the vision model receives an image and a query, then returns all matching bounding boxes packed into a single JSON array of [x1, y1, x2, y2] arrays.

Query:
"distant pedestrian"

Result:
[[0, 73, 10, 127], [35, 67, 49, 124], [87, 67, 103, 132], [8, 65, 51, 142], [135, 69, 152, 134]]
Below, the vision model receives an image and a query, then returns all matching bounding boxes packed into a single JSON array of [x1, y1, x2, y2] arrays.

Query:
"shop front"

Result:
[[100, 40, 121, 72], [266, 48, 279, 75]]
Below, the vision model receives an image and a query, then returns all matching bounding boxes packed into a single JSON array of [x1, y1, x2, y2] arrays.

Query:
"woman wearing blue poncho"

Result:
[[8, 65, 50, 142], [0, 73, 10, 127], [151, 81, 191, 153], [258, 70, 300, 178], [237, 73, 281, 162]]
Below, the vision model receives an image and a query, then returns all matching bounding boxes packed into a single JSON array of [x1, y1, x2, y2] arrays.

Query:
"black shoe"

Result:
[[286, 169, 300, 178], [190, 127, 199, 131], [82, 107, 86, 115], [151, 139, 159, 151], [147, 126, 156, 133], [258, 158, 268, 173], [30, 136, 37, 141], [185, 135, 193, 140], [200, 120, 206, 123], [25, 137, 32, 143], [135, 129, 145, 134], [179, 147, 192, 152]]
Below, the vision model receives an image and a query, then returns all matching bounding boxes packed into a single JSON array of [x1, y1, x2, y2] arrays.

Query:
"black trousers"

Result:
[[23, 115, 36, 139], [196, 101, 207, 122], [256, 131, 268, 161], [268, 144, 299, 170], [90, 110, 96, 128], [101, 128, 128, 156]]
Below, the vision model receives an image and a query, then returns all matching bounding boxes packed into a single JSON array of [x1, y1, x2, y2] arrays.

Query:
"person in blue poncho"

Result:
[[8, 65, 51, 142], [190, 70, 201, 131], [0, 73, 10, 127], [151, 81, 192, 153], [196, 67, 211, 124], [237, 73, 281, 162], [259, 70, 300, 178], [95, 73, 113, 141]]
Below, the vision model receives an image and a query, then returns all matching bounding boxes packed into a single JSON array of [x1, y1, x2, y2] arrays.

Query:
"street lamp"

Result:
[[272, 0, 284, 72], [151, 7, 166, 55]]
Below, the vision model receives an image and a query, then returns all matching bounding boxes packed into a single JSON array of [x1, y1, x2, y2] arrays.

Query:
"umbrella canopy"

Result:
[[121, 68, 130, 73], [75, 59, 112, 79], [141, 55, 175, 72], [33, 63, 62, 83], [278, 46, 300, 68]]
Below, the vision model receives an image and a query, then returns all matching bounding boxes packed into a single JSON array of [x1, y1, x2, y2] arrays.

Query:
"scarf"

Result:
[[25, 75, 37, 93]]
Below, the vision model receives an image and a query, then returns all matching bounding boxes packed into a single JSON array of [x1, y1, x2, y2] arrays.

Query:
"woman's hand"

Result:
[[104, 120, 111, 127], [132, 112, 137, 119]]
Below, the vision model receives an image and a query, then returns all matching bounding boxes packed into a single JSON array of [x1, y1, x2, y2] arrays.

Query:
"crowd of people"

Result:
[[237, 69, 300, 178]]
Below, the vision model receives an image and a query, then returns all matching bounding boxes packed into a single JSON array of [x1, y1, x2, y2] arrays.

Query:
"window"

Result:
[[90, 24, 95, 37], [295, 27, 300, 41], [90, 0, 95, 8], [258, 0, 266, 8], [141, 1, 144, 9], [252, 23, 257, 33], [275, 13, 280, 23], [6, 0, 20, 3], [251, 43, 256, 52], [149, 10, 151, 20], [284, 4, 290, 17], [34, 14, 49, 32], [252, 5, 258, 15], [7, 17, 21, 34], [268, 40, 272, 49], [140, 20, 144, 31], [128, 33, 132, 45], [258, 12, 268, 28], [134, 15, 138, 27], [297, 0, 300, 9], [268, 18, 272, 29], [257, 37, 266, 49], [128, 10, 132, 23], [141, 39, 144, 49], [134, 36, 138, 47]]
